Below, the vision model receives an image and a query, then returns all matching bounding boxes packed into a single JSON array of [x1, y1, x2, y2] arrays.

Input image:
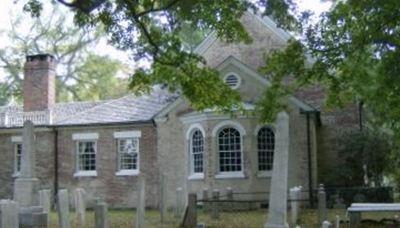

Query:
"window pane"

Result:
[[15, 143, 22, 173], [258, 127, 275, 171], [118, 138, 139, 170], [191, 130, 204, 173], [218, 128, 242, 172], [77, 141, 96, 171]]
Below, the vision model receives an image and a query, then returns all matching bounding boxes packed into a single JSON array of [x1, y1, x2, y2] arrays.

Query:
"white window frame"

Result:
[[188, 129, 205, 180], [114, 131, 141, 176], [256, 126, 275, 178], [11, 136, 22, 177], [73, 133, 98, 177], [213, 124, 245, 179]]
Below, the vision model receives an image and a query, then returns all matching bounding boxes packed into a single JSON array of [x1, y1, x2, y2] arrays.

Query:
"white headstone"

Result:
[[95, 201, 108, 228], [39, 189, 51, 225], [74, 188, 86, 228], [0, 200, 19, 228], [265, 111, 290, 228], [175, 187, 183, 218], [289, 186, 301, 226], [136, 177, 146, 228], [57, 189, 70, 228], [322, 220, 332, 228]]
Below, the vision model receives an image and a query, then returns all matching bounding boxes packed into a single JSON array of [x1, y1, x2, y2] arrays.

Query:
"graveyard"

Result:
[[0, 0, 400, 228]]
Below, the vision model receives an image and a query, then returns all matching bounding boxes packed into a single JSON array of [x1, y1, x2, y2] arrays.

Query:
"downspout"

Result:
[[358, 101, 363, 131], [53, 127, 59, 205], [306, 112, 314, 207]]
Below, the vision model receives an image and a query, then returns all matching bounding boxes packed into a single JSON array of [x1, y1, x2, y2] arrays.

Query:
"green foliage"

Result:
[[0, 5, 126, 104], [20, 0, 299, 112], [323, 130, 394, 187], [59, 54, 128, 101]]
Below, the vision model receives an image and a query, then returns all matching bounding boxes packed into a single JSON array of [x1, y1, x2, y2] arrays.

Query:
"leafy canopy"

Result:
[[262, 0, 400, 136], [21, 0, 299, 112], [0, 5, 127, 104]]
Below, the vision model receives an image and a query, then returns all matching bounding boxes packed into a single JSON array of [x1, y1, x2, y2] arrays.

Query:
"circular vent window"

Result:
[[223, 73, 241, 89]]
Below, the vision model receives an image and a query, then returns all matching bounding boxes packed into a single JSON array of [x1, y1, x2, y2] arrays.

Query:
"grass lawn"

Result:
[[47, 208, 400, 227]]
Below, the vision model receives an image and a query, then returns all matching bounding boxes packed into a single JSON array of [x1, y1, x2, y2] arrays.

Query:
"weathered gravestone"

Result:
[[265, 111, 290, 228], [14, 121, 39, 207], [136, 177, 146, 228], [175, 187, 183, 218], [94, 201, 108, 228], [38, 189, 51, 226], [318, 184, 327, 224], [0, 200, 19, 228], [57, 189, 70, 228], [74, 188, 86, 228], [19, 206, 48, 228]]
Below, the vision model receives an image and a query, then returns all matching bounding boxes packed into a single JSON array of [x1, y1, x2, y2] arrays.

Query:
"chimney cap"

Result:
[[26, 54, 55, 62]]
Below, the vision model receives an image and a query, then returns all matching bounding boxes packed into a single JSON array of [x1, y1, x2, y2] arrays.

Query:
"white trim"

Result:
[[116, 138, 140, 173], [215, 172, 245, 179], [188, 173, 204, 180], [194, 31, 217, 55], [11, 136, 22, 142], [114, 131, 142, 139], [185, 123, 206, 140], [72, 133, 99, 140], [73, 171, 97, 177], [115, 170, 139, 176], [257, 171, 272, 178], [216, 56, 315, 111], [223, 72, 242, 89], [212, 120, 246, 137]]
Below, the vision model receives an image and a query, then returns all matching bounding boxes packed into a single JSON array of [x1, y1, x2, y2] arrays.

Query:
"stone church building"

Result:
[[0, 12, 359, 208]]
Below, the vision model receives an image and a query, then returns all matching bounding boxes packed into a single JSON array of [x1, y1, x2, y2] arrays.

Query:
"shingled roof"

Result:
[[0, 86, 177, 128]]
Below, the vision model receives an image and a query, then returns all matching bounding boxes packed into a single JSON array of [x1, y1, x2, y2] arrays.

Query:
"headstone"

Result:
[[14, 121, 39, 207], [289, 186, 301, 226], [322, 220, 332, 228], [159, 174, 165, 223], [181, 193, 197, 228], [19, 206, 48, 227], [335, 215, 340, 228], [265, 111, 290, 228], [226, 187, 233, 212], [57, 189, 70, 228], [211, 189, 220, 219], [94, 201, 108, 228], [0, 200, 19, 228], [74, 188, 86, 228], [39, 189, 51, 225], [175, 187, 183, 218], [318, 184, 327, 224], [136, 177, 146, 228], [202, 189, 209, 213]]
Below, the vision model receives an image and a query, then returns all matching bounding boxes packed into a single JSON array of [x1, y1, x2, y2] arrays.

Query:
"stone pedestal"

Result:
[[14, 178, 39, 207]]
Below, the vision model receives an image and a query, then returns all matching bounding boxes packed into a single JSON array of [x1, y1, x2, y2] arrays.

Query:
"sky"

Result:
[[0, 0, 331, 80]]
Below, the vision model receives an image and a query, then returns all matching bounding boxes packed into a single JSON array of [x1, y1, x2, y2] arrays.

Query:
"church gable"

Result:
[[198, 11, 290, 70]]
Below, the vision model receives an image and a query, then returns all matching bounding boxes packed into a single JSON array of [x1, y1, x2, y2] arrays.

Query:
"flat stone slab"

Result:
[[348, 203, 400, 212]]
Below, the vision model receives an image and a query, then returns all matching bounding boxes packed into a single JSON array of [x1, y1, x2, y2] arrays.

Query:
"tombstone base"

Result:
[[14, 178, 39, 207], [19, 206, 48, 228], [264, 223, 289, 228]]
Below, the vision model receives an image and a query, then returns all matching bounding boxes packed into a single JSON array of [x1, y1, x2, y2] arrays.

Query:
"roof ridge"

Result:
[[54, 95, 134, 124]]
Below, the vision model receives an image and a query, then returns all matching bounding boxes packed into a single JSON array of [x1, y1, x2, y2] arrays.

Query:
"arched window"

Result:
[[218, 127, 242, 172], [190, 129, 204, 174], [257, 127, 275, 171]]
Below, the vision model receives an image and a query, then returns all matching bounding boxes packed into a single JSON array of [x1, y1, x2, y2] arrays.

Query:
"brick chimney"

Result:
[[23, 54, 56, 112]]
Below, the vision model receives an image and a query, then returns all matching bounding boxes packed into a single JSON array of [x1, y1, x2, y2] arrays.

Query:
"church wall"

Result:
[[56, 123, 159, 208], [0, 129, 55, 203]]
